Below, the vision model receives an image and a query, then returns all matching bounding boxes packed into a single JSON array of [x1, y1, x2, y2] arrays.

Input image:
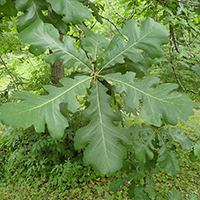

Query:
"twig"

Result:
[[169, 24, 180, 53], [174, 0, 200, 7], [108, 0, 128, 20], [182, 30, 200, 63], [101, 16, 128, 41], [0, 56, 19, 91], [75, 25, 83, 41], [172, 65, 187, 95]]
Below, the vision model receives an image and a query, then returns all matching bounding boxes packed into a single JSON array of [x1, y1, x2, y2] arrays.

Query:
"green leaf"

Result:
[[134, 187, 151, 200], [19, 20, 92, 71], [192, 64, 200, 77], [101, 72, 197, 127], [0, 0, 17, 16], [0, 0, 6, 5], [81, 26, 108, 61], [74, 81, 131, 174], [167, 190, 183, 200], [46, 0, 91, 24], [99, 17, 169, 71], [194, 140, 200, 157], [186, 193, 198, 200], [0, 76, 91, 139], [101, 56, 154, 78], [130, 124, 156, 163], [160, 127, 193, 150], [16, 0, 49, 32], [157, 134, 180, 176]]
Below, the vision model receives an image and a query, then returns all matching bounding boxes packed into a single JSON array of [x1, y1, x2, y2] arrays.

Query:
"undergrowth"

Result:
[[1, 110, 200, 199]]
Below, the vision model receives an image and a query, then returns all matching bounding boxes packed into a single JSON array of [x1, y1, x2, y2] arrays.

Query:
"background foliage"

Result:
[[0, 0, 200, 199]]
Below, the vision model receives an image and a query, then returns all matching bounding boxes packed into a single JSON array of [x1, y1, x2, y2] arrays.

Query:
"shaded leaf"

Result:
[[0, 76, 91, 139], [160, 127, 193, 150], [0, 0, 17, 16], [157, 134, 180, 176], [46, 0, 91, 24], [74, 81, 131, 174], [101, 56, 154, 78], [16, 0, 49, 32], [81, 26, 108, 61], [130, 124, 156, 163], [19, 20, 92, 71]]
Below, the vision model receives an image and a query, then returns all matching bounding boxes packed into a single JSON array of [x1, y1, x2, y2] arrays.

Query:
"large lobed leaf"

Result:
[[74, 81, 131, 174], [99, 17, 169, 72], [101, 72, 197, 127], [16, 0, 49, 32], [0, 76, 91, 139], [46, 0, 91, 24], [19, 20, 92, 71]]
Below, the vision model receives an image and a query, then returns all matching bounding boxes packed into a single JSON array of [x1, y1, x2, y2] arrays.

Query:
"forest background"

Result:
[[0, 0, 200, 199]]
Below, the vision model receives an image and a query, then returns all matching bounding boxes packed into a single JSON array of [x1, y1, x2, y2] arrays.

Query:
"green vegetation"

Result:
[[0, 0, 200, 199]]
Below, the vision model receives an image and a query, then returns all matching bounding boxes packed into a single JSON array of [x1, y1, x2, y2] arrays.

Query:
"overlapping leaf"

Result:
[[101, 56, 154, 78], [0, 76, 91, 139], [130, 124, 156, 163], [74, 81, 131, 174], [0, 0, 6, 5], [46, 0, 91, 24], [19, 20, 92, 71], [160, 127, 193, 150], [81, 26, 108, 61], [99, 17, 169, 72], [157, 134, 180, 176], [16, 0, 49, 32], [0, 0, 17, 16], [102, 72, 197, 126]]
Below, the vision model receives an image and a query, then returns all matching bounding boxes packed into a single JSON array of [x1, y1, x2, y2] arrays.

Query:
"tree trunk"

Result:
[[48, 10, 65, 84], [51, 59, 65, 84]]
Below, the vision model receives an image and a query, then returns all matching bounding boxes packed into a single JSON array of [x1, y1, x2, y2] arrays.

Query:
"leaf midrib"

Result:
[[14, 77, 91, 114], [98, 27, 156, 74], [33, 32, 92, 72]]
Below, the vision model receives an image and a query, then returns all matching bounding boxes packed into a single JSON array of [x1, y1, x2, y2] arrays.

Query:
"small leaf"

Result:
[[130, 124, 156, 163], [186, 193, 198, 200], [74, 81, 131, 174], [46, 0, 91, 24], [167, 190, 183, 200], [160, 127, 193, 150], [134, 187, 151, 200], [19, 20, 92, 71], [192, 64, 200, 77], [0, 76, 91, 139], [194, 140, 200, 157], [157, 134, 180, 176]]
